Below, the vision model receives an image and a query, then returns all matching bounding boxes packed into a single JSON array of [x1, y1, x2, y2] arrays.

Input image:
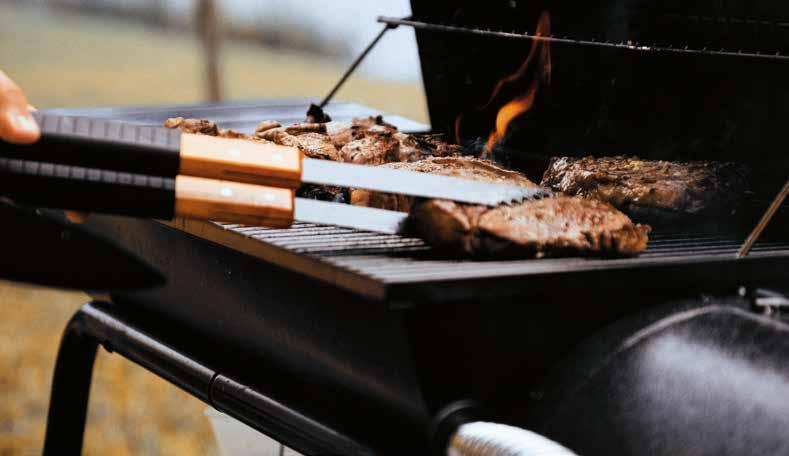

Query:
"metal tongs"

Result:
[[0, 113, 549, 235]]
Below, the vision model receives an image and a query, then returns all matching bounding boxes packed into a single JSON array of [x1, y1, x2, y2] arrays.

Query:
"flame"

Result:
[[481, 12, 552, 157], [485, 84, 538, 152]]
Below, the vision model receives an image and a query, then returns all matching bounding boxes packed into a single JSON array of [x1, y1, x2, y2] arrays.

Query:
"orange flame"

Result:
[[481, 12, 552, 157], [485, 84, 538, 152]]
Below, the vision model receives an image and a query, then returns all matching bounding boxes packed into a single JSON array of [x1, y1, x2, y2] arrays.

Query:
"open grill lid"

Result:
[[407, 0, 789, 197]]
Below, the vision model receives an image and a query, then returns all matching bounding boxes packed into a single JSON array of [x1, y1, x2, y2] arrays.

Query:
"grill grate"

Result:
[[217, 222, 789, 287]]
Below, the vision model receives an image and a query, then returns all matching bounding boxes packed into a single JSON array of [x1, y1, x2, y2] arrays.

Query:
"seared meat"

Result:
[[409, 196, 650, 258], [297, 184, 347, 203], [260, 128, 342, 162], [165, 117, 250, 139], [340, 131, 400, 165], [395, 132, 462, 162], [165, 117, 219, 135], [541, 156, 749, 223], [352, 115, 397, 130], [325, 122, 356, 148], [254, 120, 281, 135], [285, 123, 327, 135], [351, 156, 539, 212]]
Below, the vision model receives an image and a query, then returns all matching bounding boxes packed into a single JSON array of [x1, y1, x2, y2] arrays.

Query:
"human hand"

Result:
[[0, 70, 40, 144]]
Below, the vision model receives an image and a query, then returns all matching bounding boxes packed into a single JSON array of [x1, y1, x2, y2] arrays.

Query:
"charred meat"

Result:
[[258, 128, 342, 162], [395, 133, 462, 162], [541, 156, 749, 223], [340, 130, 400, 165], [409, 197, 650, 258], [165, 117, 249, 139], [351, 156, 539, 212]]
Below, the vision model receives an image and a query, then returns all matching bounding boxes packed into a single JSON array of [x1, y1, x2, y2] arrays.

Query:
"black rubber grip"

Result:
[[0, 157, 176, 219], [0, 113, 182, 177]]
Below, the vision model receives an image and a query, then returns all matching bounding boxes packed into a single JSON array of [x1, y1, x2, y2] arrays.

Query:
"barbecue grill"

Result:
[[36, 1, 789, 455]]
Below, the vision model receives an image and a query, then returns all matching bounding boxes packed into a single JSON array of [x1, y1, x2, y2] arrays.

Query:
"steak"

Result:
[[351, 156, 649, 257], [165, 117, 249, 139], [408, 197, 651, 258], [541, 156, 749, 223], [339, 130, 400, 165], [351, 156, 539, 212]]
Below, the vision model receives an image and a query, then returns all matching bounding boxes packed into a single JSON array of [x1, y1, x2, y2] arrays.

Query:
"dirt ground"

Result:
[[0, 4, 426, 454]]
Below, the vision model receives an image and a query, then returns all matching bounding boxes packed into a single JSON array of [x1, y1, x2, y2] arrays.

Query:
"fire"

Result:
[[480, 12, 552, 157], [486, 84, 538, 152]]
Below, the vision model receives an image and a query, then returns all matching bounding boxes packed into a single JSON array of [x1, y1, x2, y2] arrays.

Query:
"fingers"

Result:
[[64, 211, 90, 224], [0, 70, 40, 144]]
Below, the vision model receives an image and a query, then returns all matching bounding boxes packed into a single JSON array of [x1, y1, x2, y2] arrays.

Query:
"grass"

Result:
[[0, 3, 427, 454]]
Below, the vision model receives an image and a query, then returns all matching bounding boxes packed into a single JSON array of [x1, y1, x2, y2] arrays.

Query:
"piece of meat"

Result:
[[325, 122, 356, 148], [408, 196, 650, 258], [541, 156, 749, 223], [297, 184, 347, 203], [395, 132, 462, 162], [340, 131, 400, 165], [164, 117, 250, 139], [285, 123, 327, 135], [165, 117, 220, 136], [259, 128, 342, 162], [254, 120, 281, 136], [351, 156, 539, 212], [352, 115, 397, 130]]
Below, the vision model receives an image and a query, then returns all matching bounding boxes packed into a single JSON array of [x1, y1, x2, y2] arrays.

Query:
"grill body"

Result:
[[52, 96, 787, 453]]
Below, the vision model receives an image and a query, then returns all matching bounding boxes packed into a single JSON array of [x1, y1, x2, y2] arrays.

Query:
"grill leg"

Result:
[[43, 303, 100, 456]]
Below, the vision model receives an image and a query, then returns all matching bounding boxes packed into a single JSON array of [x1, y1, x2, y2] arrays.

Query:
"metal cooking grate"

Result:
[[218, 222, 789, 284]]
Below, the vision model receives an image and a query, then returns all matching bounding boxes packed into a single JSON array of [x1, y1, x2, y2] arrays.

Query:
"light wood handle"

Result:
[[174, 175, 294, 227], [179, 134, 303, 188]]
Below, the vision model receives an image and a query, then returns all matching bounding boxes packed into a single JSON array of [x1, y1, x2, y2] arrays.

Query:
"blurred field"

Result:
[[0, 3, 426, 455]]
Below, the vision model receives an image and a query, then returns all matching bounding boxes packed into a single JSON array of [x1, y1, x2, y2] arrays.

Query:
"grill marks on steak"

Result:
[[541, 156, 749, 223], [351, 157, 539, 212], [409, 197, 651, 258]]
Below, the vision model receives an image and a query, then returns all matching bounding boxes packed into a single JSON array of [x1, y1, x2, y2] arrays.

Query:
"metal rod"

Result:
[[43, 309, 100, 456], [738, 180, 789, 258], [378, 16, 789, 62], [319, 23, 396, 108]]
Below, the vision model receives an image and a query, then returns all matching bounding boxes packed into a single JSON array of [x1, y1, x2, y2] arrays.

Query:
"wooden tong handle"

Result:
[[174, 176, 295, 228], [179, 134, 303, 189]]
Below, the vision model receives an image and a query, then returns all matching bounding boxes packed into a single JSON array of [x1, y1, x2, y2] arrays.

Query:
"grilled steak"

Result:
[[351, 156, 539, 212], [165, 117, 249, 139], [395, 132, 462, 162], [409, 197, 650, 258], [259, 128, 342, 162], [541, 156, 749, 223], [340, 130, 400, 165]]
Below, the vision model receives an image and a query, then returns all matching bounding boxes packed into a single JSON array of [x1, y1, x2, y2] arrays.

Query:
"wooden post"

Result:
[[196, 0, 223, 102]]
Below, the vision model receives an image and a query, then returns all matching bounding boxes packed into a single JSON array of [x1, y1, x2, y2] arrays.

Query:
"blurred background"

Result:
[[0, 0, 426, 454]]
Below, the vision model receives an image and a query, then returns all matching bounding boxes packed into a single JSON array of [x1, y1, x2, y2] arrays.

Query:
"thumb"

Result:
[[0, 70, 40, 144]]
